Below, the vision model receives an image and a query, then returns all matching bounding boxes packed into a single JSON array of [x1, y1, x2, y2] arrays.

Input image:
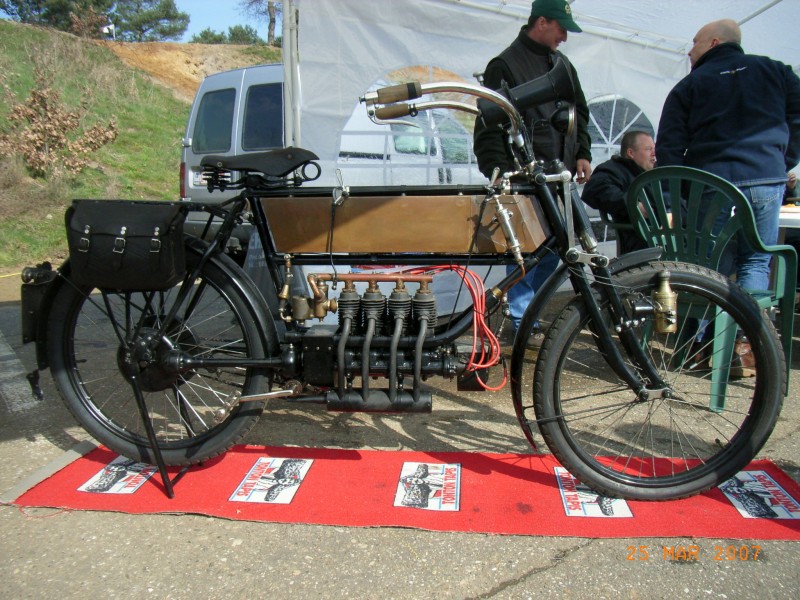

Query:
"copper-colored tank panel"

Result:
[[261, 193, 550, 254]]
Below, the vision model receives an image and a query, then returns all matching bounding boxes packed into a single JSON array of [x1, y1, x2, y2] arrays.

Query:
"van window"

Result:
[[433, 111, 471, 163], [390, 123, 437, 157], [192, 88, 236, 153], [242, 83, 283, 150]]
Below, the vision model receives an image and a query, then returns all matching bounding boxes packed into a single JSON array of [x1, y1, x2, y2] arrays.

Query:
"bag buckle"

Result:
[[79, 225, 91, 252], [150, 226, 161, 253], [114, 226, 127, 254]]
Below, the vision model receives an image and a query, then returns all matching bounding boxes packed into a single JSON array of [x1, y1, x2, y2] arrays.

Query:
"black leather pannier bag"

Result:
[[65, 200, 187, 291]]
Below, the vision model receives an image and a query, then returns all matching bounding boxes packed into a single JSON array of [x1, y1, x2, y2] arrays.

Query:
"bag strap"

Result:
[[112, 226, 126, 270]]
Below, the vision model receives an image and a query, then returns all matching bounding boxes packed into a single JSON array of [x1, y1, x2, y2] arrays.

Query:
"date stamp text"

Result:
[[626, 544, 762, 562]]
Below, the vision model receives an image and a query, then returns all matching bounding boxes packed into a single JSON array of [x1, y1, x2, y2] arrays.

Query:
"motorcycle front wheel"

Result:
[[47, 250, 268, 466], [523, 262, 784, 500]]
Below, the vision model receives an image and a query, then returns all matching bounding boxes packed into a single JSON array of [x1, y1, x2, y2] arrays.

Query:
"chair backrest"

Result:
[[628, 166, 797, 388], [626, 166, 768, 270]]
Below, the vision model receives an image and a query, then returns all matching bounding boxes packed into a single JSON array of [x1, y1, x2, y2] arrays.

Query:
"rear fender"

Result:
[[26, 238, 281, 371], [21, 262, 70, 370], [184, 236, 280, 356]]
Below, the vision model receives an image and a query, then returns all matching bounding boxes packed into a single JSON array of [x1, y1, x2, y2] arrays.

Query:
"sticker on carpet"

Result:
[[719, 470, 800, 519], [78, 456, 157, 494], [230, 457, 313, 504], [555, 467, 633, 517], [395, 462, 460, 511]]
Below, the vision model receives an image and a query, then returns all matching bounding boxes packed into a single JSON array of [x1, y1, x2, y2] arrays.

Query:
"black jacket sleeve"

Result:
[[473, 58, 518, 179], [580, 165, 628, 221], [655, 84, 691, 168], [571, 61, 592, 163]]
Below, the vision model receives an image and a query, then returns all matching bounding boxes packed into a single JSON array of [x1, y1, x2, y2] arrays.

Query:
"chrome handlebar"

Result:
[[360, 81, 528, 159]]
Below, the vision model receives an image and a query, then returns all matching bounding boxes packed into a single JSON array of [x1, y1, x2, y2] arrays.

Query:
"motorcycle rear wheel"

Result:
[[47, 251, 268, 466]]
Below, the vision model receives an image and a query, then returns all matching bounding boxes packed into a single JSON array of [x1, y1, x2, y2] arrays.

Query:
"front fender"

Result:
[[607, 247, 663, 274]]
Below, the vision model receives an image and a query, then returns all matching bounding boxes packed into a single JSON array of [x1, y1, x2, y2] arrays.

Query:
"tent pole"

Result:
[[738, 0, 783, 25], [283, 0, 302, 148]]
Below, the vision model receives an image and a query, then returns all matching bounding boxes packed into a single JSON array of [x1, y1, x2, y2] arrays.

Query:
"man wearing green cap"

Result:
[[474, 0, 592, 343]]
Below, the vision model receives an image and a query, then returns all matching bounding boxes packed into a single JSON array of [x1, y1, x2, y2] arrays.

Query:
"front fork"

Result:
[[511, 175, 669, 397], [571, 260, 669, 395]]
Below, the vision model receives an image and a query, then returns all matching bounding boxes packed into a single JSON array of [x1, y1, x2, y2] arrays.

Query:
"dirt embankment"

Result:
[[99, 41, 271, 102]]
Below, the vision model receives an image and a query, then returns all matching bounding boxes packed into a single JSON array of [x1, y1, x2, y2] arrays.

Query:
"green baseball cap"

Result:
[[530, 0, 582, 33]]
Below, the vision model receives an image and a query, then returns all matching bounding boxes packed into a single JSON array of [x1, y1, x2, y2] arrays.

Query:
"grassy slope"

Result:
[[0, 20, 189, 268]]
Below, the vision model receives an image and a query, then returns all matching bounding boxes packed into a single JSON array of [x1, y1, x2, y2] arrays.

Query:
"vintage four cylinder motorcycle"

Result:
[[20, 59, 784, 500]]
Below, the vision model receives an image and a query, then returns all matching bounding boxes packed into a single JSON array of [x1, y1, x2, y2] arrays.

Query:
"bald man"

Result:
[[657, 19, 800, 374], [657, 18, 800, 293]]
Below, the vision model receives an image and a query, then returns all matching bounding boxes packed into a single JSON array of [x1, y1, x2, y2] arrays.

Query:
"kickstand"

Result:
[[129, 374, 190, 498]]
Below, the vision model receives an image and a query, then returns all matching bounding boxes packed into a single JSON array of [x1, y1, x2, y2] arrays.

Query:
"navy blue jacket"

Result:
[[657, 43, 800, 186], [581, 155, 646, 254]]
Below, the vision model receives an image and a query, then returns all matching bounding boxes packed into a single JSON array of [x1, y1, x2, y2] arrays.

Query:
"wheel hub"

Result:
[[117, 324, 199, 393]]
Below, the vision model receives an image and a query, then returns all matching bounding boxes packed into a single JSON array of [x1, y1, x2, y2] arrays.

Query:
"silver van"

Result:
[[180, 63, 284, 256]]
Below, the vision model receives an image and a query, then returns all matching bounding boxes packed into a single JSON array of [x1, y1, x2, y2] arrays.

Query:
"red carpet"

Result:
[[12, 445, 800, 539]]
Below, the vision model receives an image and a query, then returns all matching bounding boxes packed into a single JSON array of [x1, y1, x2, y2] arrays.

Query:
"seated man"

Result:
[[581, 130, 656, 254]]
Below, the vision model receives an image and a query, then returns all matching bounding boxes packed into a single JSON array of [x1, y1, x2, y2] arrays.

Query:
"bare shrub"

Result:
[[0, 156, 29, 218], [0, 65, 118, 178]]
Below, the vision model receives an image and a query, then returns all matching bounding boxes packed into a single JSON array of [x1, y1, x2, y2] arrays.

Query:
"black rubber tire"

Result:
[[47, 250, 268, 466], [528, 261, 784, 500]]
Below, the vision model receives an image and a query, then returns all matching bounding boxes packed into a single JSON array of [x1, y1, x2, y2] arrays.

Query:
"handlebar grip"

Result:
[[376, 82, 422, 104], [374, 104, 414, 120]]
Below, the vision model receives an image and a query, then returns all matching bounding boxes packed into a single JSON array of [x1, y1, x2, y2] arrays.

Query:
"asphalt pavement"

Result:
[[1, 288, 799, 599]]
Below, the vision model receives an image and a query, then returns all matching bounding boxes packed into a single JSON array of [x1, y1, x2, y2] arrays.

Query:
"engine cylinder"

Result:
[[337, 284, 362, 334], [361, 284, 387, 331], [412, 285, 437, 334], [387, 284, 412, 334]]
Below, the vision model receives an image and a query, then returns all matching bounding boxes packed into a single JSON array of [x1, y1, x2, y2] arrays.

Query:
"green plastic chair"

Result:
[[626, 166, 796, 405]]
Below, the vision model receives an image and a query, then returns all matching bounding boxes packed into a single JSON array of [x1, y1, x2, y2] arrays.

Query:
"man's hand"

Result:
[[575, 158, 592, 184]]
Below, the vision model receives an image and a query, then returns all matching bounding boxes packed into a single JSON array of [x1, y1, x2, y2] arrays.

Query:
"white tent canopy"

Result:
[[284, 0, 800, 185]]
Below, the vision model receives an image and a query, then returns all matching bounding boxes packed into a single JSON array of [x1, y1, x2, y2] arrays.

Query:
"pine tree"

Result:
[[111, 0, 189, 42], [1, 0, 113, 31], [190, 28, 227, 45], [227, 24, 263, 45]]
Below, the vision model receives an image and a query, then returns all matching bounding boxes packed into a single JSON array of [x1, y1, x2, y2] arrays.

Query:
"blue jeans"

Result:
[[716, 183, 783, 291], [695, 183, 783, 343], [506, 251, 559, 331]]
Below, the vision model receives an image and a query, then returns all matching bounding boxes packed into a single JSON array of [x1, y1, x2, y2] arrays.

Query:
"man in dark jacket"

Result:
[[473, 0, 592, 339], [656, 18, 800, 293], [582, 130, 656, 254], [657, 18, 800, 376]]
